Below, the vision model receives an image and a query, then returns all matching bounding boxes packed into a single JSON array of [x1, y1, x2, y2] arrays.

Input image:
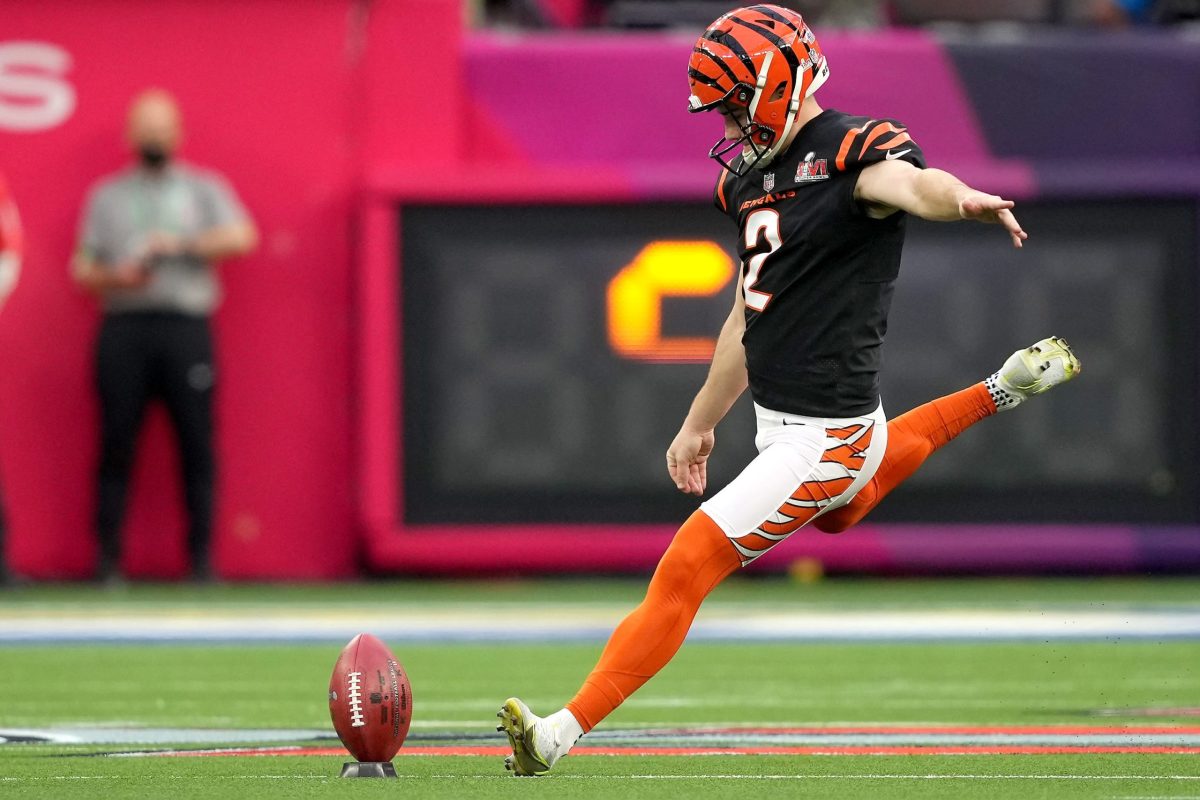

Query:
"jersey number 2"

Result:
[[742, 209, 781, 312]]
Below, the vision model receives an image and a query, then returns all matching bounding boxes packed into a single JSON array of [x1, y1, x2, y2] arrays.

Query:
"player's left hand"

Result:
[[959, 194, 1027, 248]]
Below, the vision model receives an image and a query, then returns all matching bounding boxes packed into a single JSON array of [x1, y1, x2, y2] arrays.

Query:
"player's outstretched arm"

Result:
[[854, 160, 1027, 248], [667, 286, 749, 496]]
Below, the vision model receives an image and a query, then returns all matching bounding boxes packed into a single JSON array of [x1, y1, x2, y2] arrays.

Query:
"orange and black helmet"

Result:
[[687, 5, 829, 174]]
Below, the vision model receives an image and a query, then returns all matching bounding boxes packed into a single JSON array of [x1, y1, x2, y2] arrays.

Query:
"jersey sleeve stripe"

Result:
[[715, 169, 730, 212], [835, 120, 874, 171], [873, 132, 913, 151], [856, 121, 907, 160]]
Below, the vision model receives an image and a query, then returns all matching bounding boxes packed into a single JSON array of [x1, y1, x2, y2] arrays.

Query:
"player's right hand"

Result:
[[666, 427, 715, 497]]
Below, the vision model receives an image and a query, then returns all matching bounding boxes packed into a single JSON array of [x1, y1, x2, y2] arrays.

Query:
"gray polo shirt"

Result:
[[78, 162, 250, 316]]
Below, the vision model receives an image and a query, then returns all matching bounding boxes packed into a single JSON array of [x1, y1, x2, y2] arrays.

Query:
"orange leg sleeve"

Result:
[[815, 382, 995, 534], [565, 510, 740, 732]]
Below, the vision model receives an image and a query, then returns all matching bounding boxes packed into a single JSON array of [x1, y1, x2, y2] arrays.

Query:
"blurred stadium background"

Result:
[[1, 1, 1200, 796], [2, 0, 1198, 581]]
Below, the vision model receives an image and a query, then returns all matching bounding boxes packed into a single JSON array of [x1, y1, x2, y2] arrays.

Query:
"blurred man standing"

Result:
[[73, 90, 257, 583], [0, 171, 22, 585]]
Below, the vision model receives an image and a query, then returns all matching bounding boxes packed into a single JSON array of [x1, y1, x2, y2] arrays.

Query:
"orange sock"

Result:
[[565, 510, 740, 732], [816, 382, 995, 533]]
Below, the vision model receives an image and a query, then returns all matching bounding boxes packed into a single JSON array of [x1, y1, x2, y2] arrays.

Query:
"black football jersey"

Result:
[[715, 109, 926, 417]]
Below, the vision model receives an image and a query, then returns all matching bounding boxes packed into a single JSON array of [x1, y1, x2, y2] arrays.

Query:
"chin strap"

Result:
[[739, 51, 775, 170], [745, 50, 772, 124]]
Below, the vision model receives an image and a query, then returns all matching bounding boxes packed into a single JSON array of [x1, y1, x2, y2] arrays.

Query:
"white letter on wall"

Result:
[[0, 42, 76, 132]]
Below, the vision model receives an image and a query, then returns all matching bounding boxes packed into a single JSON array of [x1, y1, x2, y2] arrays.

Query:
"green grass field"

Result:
[[2, 577, 1199, 798]]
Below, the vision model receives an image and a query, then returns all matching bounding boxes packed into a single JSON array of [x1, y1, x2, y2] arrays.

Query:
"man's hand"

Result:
[[666, 427, 715, 496], [107, 262, 152, 289], [140, 230, 186, 262], [959, 193, 1027, 249], [74, 258, 149, 293], [0, 253, 18, 310]]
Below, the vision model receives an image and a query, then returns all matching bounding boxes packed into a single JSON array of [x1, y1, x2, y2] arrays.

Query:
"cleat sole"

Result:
[[497, 698, 551, 777], [999, 336, 1081, 398]]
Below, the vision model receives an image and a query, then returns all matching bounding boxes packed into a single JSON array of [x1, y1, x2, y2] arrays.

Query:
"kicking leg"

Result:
[[498, 510, 740, 776], [816, 336, 1080, 533], [498, 404, 885, 775]]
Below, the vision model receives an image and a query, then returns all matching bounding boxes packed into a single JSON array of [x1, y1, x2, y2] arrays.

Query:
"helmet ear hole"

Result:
[[768, 81, 787, 102]]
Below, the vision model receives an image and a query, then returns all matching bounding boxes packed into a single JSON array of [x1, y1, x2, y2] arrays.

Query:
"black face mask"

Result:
[[138, 143, 169, 169]]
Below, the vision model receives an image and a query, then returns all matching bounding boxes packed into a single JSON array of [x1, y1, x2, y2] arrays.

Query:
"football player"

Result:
[[499, 4, 1079, 775]]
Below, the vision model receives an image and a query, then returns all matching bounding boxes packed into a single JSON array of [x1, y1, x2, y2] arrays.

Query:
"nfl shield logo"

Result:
[[762, 172, 775, 192]]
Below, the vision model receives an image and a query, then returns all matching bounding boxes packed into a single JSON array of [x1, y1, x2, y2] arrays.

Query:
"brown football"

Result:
[[328, 633, 412, 762]]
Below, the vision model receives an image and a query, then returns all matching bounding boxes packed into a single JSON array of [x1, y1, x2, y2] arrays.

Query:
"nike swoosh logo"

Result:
[[885, 148, 913, 161], [782, 419, 805, 426]]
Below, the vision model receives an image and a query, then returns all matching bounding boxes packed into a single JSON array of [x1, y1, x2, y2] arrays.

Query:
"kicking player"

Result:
[[499, 4, 1080, 775]]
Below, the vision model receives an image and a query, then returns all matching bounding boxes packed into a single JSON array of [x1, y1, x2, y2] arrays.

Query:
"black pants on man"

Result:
[[96, 312, 215, 580]]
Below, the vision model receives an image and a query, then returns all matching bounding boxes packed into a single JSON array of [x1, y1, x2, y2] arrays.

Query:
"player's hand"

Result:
[[959, 193, 1027, 249], [666, 427, 715, 497]]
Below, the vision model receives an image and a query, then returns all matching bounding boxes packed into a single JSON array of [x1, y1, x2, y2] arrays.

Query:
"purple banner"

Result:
[[461, 29, 1200, 199]]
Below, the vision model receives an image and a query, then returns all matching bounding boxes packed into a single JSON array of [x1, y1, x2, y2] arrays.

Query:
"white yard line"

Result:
[[3, 774, 1200, 781], [2, 607, 1199, 643]]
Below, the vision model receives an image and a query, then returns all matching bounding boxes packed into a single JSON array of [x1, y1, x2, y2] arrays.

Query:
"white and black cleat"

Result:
[[986, 336, 1081, 411]]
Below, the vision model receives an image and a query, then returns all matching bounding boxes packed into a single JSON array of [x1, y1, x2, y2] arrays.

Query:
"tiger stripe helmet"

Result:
[[688, 5, 829, 174]]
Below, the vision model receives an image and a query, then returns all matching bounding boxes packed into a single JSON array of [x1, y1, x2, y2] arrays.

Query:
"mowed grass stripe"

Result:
[[2, 642, 1198, 729], [3, 753, 1199, 799]]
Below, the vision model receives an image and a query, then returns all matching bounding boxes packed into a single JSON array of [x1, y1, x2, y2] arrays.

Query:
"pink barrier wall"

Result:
[[0, 0, 360, 578]]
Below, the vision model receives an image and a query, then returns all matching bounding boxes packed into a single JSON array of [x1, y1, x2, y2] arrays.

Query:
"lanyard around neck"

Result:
[[131, 173, 189, 234]]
